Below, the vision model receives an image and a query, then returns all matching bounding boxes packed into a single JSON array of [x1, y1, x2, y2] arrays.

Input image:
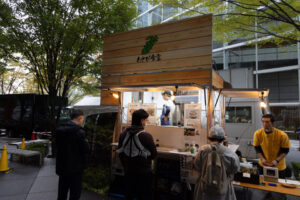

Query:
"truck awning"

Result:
[[221, 88, 269, 98]]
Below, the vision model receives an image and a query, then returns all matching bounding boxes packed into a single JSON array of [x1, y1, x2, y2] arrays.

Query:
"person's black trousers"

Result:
[[125, 172, 153, 200], [57, 172, 83, 200]]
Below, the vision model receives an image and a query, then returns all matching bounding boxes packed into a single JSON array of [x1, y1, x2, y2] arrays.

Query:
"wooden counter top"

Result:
[[112, 143, 239, 156], [233, 177, 300, 196], [156, 146, 177, 151]]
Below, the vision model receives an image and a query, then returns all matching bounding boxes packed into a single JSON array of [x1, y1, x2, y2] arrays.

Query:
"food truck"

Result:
[[99, 14, 271, 198]]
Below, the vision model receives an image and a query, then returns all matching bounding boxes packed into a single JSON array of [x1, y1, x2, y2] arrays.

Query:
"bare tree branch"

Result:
[[229, 17, 299, 42], [225, 0, 261, 7], [268, 0, 300, 31], [235, 25, 298, 43], [280, 0, 300, 13], [259, 1, 291, 23], [223, 0, 300, 32]]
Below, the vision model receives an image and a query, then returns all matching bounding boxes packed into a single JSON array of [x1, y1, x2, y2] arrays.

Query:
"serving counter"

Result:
[[112, 143, 239, 156], [111, 142, 239, 184], [111, 142, 300, 199], [233, 177, 300, 198]]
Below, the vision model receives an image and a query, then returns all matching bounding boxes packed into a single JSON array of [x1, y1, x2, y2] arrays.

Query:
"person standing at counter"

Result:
[[117, 109, 157, 200], [160, 91, 175, 126], [194, 126, 240, 200], [253, 114, 291, 178]]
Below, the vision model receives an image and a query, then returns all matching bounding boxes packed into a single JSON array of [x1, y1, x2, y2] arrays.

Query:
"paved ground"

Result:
[[0, 158, 121, 200], [0, 138, 120, 200]]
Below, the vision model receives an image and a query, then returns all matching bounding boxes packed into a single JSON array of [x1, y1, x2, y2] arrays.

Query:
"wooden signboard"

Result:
[[103, 14, 212, 75], [101, 14, 224, 104]]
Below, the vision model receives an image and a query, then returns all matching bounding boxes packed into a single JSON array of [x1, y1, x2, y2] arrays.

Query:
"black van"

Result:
[[82, 106, 118, 165], [0, 94, 67, 139], [81, 106, 119, 195]]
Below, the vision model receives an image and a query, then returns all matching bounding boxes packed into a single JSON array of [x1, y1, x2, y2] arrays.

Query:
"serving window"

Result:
[[121, 89, 224, 129]]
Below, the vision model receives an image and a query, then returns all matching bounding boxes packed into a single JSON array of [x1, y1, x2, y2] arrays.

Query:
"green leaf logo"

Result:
[[141, 35, 158, 55]]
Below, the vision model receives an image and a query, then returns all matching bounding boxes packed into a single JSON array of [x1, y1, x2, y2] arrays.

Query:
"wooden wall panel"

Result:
[[101, 90, 119, 106], [102, 14, 213, 77], [104, 15, 212, 44], [103, 36, 211, 59], [102, 70, 212, 87], [103, 46, 211, 66], [102, 55, 211, 75], [212, 70, 224, 88], [103, 26, 211, 52]]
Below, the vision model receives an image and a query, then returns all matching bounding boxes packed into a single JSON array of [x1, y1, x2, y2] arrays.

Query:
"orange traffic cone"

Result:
[[0, 145, 12, 173], [31, 132, 35, 140], [20, 138, 25, 150]]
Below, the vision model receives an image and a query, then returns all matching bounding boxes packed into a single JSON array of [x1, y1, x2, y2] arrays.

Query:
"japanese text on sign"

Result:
[[137, 53, 161, 63]]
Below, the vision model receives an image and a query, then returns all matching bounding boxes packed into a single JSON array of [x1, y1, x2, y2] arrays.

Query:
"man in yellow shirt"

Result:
[[253, 114, 290, 178]]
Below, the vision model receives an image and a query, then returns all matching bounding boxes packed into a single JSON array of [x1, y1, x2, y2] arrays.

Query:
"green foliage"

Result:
[[83, 166, 111, 195], [291, 161, 300, 180], [25, 142, 49, 157], [0, 2, 16, 78], [149, 0, 300, 44], [68, 78, 100, 106], [142, 35, 159, 55]]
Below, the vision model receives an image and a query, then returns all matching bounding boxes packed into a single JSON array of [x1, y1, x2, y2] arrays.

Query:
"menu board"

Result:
[[183, 103, 203, 148], [127, 103, 157, 125], [141, 103, 157, 125], [127, 103, 140, 124], [184, 103, 201, 129]]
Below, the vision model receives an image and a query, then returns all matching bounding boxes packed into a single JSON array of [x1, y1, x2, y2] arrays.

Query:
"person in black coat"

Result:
[[56, 109, 90, 200], [117, 109, 157, 200]]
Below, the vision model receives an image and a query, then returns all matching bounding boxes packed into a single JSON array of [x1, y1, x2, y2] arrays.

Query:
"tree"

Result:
[[67, 53, 102, 106], [0, 66, 27, 94], [150, 0, 300, 44], [0, 58, 38, 94], [0, 3, 15, 85], [68, 76, 100, 106], [0, 0, 137, 156]]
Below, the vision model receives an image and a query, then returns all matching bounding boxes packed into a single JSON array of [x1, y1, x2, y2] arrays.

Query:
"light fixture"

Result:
[[112, 92, 119, 99], [260, 101, 267, 108], [260, 92, 266, 108], [171, 85, 178, 101], [108, 88, 119, 99]]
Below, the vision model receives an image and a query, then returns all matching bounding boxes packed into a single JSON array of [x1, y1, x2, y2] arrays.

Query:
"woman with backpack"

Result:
[[194, 126, 240, 200], [117, 109, 157, 200]]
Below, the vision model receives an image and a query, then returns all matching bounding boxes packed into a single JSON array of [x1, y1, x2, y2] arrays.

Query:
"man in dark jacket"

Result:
[[56, 109, 90, 200], [117, 109, 157, 200]]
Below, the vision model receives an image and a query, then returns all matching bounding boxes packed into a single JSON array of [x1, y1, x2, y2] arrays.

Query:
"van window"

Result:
[[225, 106, 252, 123], [97, 112, 117, 128], [84, 112, 117, 165], [85, 114, 98, 130]]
